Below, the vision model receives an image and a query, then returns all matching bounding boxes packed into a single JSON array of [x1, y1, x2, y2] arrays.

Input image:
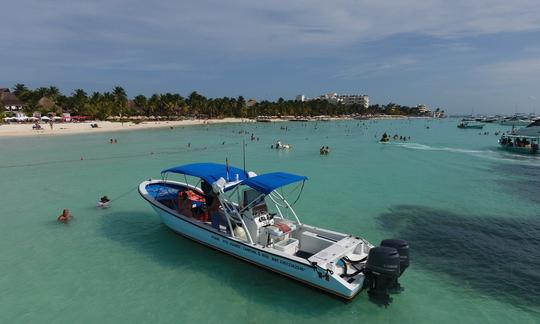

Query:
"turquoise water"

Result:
[[1, 119, 538, 323]]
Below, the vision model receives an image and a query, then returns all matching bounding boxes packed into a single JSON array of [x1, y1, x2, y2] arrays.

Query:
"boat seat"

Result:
[[308, 236, 362, 268]]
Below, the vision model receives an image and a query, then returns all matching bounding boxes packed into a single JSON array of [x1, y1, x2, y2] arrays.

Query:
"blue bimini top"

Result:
[[161, 162, 247, 184], [241, 172, 307, 194]]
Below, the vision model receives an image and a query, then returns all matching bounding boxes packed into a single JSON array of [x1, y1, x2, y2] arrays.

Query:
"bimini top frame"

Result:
[[161, 163, 308, 244]]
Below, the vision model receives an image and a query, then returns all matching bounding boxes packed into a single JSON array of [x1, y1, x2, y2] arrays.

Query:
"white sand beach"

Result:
[[0, 118, 252, 137]]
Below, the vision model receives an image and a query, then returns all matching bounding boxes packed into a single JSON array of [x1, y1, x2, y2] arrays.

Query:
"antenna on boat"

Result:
[[242, 139, 248, 177], [226, 157, 230, 181]]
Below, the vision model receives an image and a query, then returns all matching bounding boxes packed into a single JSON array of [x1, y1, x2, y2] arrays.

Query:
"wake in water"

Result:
[[392, 142, 540, 167]]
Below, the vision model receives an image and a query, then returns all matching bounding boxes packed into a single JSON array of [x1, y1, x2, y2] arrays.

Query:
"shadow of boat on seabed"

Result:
[[378, 205, 540, 312]]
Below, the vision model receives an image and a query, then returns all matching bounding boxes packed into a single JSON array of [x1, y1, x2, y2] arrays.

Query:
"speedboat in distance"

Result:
[[139, 163, 410, 300], [457, 121, 485, 129], [499, 116, 534, 127]]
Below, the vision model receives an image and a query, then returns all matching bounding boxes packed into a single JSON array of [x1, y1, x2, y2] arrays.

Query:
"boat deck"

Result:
[[308, 236, 362, 267]]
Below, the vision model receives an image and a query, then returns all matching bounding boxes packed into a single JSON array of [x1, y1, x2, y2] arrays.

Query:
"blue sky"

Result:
[[1, 0, 540, 114]]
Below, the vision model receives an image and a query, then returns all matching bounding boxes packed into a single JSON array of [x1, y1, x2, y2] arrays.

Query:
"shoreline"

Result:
[[0, 115, 442, 138], [0, 118, 253, 138]]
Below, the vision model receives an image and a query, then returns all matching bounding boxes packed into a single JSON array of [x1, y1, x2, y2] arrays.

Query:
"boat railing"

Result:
[[218, 195, 255, 244], [268, 191, 302, 225]]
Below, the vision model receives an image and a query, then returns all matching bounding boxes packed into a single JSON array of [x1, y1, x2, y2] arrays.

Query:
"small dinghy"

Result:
[[139, 162, 410, 300]]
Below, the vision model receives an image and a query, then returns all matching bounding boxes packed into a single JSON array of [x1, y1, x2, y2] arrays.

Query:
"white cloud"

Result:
[[2, 0, 540, 53]]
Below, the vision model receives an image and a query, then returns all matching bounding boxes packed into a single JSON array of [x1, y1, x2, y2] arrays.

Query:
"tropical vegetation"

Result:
[[4, 84, 442, 120]]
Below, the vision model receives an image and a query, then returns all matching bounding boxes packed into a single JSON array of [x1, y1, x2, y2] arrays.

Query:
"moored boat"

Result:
[[457, 121, 484, 129], [499, 116, 533, 127], [139, 163, 410, 300]]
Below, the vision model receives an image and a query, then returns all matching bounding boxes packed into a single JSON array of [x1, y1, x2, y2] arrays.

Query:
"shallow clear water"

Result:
[[1, 119, 539, 323]]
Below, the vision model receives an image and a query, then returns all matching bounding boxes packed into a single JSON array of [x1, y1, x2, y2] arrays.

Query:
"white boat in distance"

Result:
[[139, 163, 410, 300], [499, 116, 533, 126]]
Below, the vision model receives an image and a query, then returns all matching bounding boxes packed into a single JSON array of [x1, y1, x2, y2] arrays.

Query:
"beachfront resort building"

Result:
[[337, 94, 369, 108], [414, 104, 445, 117], [1, 88, 24, 112], [416, 104, 431, 114], [296, 93, 369, 108]]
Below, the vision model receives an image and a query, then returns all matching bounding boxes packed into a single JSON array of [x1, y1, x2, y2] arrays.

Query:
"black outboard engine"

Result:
[[363, 246, 400, 299], [380, 239, 409, 291], [381, 239, 410, 276]]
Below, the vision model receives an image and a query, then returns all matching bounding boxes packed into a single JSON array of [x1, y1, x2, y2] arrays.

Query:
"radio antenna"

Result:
[[242, 139, 248, 177]]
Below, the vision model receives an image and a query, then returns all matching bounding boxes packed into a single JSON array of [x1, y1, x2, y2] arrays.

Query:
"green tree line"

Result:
[[5, 84, 440, 120]]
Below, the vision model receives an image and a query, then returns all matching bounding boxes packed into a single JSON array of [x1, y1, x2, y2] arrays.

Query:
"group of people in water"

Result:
[[109, 138, 118, 144], [320, 146, 330, 155], [380, 133, 411, 142], [57, 195, 111, 224], [271, 140, 291, 149]]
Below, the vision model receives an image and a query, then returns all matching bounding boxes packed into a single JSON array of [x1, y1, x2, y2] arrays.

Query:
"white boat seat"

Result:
[[308, 236, 362, 268]]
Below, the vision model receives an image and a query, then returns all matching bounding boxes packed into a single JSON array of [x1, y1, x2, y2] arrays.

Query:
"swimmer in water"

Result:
[[57, 209, 72, 223]]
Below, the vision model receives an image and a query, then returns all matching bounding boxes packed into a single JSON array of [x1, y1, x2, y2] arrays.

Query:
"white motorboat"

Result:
[[139, 163, 409, 300], [499, 116, 533, 126]]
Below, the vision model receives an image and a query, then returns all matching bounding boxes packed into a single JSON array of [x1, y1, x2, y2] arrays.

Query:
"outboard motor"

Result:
[[381, 239, 410, 276], [363, 246, 400, 298], [381, 239, 410, 291]]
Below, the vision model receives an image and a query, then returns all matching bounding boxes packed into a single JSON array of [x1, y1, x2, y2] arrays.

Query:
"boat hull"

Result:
[[457, 125, 484, 129], [498, 144, 538, 154], [139, 182, 362, 299], [499, 120, 532, 126]]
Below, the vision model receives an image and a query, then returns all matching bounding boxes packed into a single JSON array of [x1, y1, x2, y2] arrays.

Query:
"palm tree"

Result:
[[70, 89, 88, 115], [112, 86, 127, 124], [48, 86, 60, 99], [12, 83, 28, 96]]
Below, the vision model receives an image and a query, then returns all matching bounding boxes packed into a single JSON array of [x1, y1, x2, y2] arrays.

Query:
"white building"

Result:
[[338, 94, 369, 108], [295, 95, 306, 102], [317, 93, 340, 104], [416, 104, 431, 114], [315, 93, 369, 108]]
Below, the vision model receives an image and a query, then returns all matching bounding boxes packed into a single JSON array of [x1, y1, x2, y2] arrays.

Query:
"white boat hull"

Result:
[[139, 181, 363, 299], [500, 120, 532, 126]]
